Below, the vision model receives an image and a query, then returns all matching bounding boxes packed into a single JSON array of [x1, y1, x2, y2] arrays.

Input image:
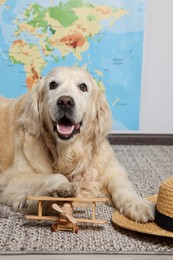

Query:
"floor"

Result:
[[0, 254, 173, 260]]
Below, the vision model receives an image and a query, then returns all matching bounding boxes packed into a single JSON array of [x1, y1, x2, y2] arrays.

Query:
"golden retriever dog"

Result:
[[0, 66, 154, 222]]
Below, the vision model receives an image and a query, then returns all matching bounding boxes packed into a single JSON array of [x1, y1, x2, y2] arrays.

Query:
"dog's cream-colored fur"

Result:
[[0, 66, 154, 222]]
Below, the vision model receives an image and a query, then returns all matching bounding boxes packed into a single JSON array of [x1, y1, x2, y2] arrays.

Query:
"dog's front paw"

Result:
[[121, 197, 155, 223], [51, 182, 78, 198], [12, 196, 29, 212]]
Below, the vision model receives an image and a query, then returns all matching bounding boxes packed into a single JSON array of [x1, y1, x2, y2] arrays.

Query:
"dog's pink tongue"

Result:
[[57, 124, 74, 135]]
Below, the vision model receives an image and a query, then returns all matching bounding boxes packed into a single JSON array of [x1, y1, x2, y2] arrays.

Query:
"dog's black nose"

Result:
[[57, 96, 75, 110]]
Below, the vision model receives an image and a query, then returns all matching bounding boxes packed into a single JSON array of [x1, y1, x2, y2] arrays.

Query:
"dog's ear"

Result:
[[19, 77, 45, 137], [93, 83, 112, 148]]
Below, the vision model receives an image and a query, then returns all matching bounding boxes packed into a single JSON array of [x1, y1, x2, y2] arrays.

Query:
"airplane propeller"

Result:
[[52, 203, 77, 224]]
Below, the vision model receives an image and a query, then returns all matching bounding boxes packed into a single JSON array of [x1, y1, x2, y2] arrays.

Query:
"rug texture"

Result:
[[0, 145, 173, 254]]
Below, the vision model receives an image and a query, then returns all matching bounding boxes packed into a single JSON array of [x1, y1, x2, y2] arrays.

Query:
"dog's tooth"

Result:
[[75, 124, 80, 129]]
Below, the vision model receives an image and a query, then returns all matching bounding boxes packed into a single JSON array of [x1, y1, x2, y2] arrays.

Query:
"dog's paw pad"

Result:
[[52, 182, 78, 198]]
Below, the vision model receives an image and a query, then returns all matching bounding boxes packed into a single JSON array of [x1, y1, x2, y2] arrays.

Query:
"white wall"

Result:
[[139, 0, 173, 134]]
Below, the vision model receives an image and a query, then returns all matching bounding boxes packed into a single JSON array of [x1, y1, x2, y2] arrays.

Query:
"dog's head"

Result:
[[21, 66, 112, 146]]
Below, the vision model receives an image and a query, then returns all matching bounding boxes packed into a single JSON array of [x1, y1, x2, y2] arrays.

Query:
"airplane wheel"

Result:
[[74, 226, 79, 234], [51, 223, 58, 232]]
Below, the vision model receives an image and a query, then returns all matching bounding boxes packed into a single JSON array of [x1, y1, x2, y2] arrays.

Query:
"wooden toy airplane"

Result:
[[25, 196, 109, 233]]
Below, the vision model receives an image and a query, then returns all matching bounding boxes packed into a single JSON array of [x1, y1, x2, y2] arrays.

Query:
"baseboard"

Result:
[[108, 134, 173, 145]]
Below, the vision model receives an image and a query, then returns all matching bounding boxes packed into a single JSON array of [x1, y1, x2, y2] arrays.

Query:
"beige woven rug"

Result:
[[0, 145, 173, 254]]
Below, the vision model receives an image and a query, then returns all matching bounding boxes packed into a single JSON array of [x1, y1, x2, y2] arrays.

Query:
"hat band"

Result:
[[155, 207, 173, 232]]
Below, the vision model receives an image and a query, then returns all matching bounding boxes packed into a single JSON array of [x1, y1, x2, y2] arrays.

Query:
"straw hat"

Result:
[[112, 177, 173, 238]]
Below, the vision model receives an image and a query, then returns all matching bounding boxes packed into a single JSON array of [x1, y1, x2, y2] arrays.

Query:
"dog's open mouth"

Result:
[[53, 116, 81, 140]]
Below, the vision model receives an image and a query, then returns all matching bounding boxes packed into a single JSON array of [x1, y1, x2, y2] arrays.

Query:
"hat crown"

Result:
[[155, 177, 173, 232], [156, 177, 173, 217]]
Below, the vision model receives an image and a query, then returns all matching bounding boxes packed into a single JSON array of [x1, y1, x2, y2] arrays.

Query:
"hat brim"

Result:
[[112, 195, 173, 238]]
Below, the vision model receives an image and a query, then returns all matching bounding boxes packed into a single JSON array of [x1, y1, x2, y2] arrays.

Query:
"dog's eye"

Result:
[[49, 81, 58, 90], [79, 83, 88, 92]]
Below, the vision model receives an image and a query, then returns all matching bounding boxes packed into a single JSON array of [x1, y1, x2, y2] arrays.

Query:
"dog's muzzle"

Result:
[[53, 95, 82, 140]]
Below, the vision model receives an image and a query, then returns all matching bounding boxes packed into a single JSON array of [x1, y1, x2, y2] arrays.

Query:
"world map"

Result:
[[0, 0, 146, 131]]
